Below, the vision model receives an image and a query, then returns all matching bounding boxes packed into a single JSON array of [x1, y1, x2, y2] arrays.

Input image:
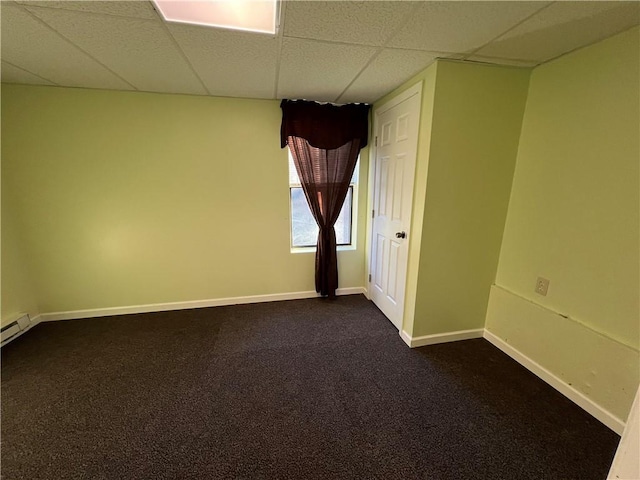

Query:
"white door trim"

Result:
[[375, 83, 423, 115], [367, 81, 422, 330]]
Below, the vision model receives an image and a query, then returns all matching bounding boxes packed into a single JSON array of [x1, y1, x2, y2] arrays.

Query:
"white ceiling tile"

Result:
[[278, 38, 377, 102], [389, 1, 549, 53], [2, 0, 637, 102], [0, 4, 132, 90], [168, 23, 278, 99], [2, 61, 56, 85], [339, 49, 438, 104], [25, 6, 207, 95], [284, 1, 416, 46], [15, 1, 157, 19], [476, 1, 640, 62]]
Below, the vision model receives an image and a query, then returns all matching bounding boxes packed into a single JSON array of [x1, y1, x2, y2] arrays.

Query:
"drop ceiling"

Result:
[[2, 1, 639, 104]]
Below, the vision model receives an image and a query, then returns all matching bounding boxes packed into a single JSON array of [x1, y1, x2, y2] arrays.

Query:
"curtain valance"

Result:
[[280, 100, 370, 150]]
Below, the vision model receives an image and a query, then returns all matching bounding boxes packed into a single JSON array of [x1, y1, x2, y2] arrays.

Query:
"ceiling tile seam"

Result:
[[156, 22, 211, 96], [394, 47, 471, 56], [281, 34, 386, 49], [333, 47, 385, 104], [459, 58, 539, 69], [18, 4, 139, 90], [283, 33, 459, 56], [334, 2, 424, 104], [1, 59, 60, 85], [467, 54, 542, 65], [461, 1, 557, 60], [384, 47, 458, 57], [273, 0, 288, 99], [15, 3, 157, 22]]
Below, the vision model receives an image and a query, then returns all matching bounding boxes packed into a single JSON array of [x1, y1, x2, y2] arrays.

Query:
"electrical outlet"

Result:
[[535, 277, 550, 296]]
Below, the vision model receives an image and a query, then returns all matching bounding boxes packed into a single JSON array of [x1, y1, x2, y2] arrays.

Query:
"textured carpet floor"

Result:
[[2, 295, 619, 479]]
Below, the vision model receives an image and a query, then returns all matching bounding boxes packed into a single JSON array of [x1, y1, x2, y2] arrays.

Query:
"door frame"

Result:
[[365, 81, 423, 332]]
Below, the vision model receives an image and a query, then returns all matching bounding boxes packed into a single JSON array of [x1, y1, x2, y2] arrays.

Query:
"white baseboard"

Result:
[[484, 329, 626, 434], [400, 330, 412, 346], [39, 287, 366, 322], [29, 315, 42, 329], [400, 324, 627, 433], [400, 328, 484, 348]]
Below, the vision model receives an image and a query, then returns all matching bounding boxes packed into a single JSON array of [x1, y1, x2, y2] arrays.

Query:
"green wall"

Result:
[[1, 186, 39, 326], [1, 85, 368, 315], [412, 61, 530, 337], [495, 26, 639, 349], [488, 27, 640, 420]]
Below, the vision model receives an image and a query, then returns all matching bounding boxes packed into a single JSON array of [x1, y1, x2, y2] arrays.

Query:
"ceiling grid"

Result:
[[2, 0, 638, 103]]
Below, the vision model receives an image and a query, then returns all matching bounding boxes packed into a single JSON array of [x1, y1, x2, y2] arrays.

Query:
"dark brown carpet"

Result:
[[1, 295, 619, 479]]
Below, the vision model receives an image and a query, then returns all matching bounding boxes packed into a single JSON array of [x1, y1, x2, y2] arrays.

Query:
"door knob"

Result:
[[395, 231, 406, 239]]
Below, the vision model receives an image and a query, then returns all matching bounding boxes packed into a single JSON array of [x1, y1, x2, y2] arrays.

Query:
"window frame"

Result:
[[288, 151, 359, 253]]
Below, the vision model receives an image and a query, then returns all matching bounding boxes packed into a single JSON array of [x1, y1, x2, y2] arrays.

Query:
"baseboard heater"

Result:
[[1, 313, 33, 347]]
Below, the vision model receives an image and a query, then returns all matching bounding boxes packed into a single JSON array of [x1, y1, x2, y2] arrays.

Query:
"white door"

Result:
[[370, 85, 421, 330]]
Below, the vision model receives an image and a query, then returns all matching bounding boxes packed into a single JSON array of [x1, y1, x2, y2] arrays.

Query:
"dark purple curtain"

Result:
[[281, 100, 370, 298]]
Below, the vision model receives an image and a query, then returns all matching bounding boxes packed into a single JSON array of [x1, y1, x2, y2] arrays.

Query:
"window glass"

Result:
[[289, 151, 357, 248]]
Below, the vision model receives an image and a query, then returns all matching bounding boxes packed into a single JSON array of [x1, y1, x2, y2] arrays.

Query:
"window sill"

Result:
[[291, 245, 356, 254]]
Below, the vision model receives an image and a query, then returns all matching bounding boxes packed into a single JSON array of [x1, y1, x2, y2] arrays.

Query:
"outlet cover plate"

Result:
[[535, 277, 550, 296]]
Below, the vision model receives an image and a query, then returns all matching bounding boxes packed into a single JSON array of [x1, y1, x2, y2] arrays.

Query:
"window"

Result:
[[289, 151, 358, 249]]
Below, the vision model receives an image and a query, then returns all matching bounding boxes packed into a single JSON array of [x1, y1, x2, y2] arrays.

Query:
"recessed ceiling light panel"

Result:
[[152, 0, 279, 35]]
